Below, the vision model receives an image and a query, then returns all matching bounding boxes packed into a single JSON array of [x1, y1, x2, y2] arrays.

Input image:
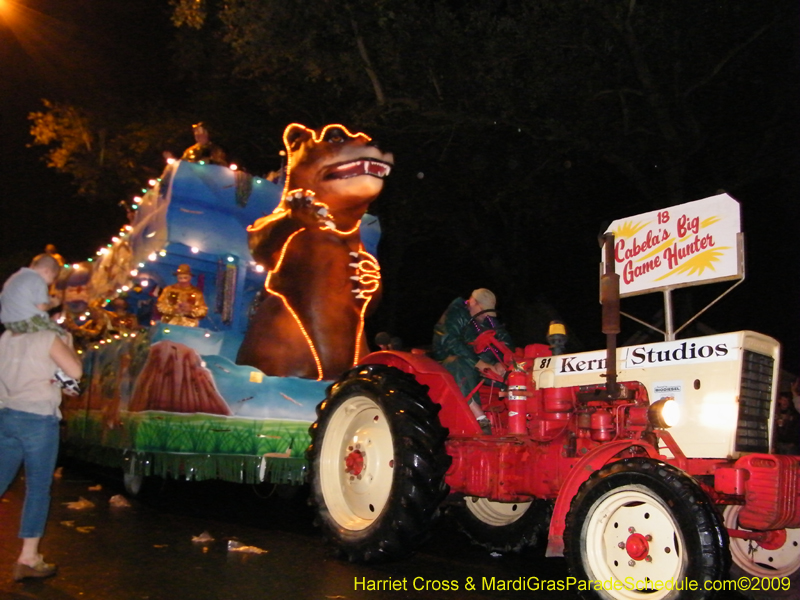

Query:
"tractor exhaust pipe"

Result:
[[600, 232, 620, 398]]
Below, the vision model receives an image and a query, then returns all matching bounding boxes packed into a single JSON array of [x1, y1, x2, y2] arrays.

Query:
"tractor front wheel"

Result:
[[308, 364, 450, 562], [565, 458, 728, 600]]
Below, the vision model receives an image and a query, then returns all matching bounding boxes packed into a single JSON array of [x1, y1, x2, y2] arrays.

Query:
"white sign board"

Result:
[[604, 194, 743, 297], [550, 333, 740, 375]]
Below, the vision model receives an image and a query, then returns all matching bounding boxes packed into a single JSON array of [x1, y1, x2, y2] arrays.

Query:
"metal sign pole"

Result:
[[663, 288, 675, 341]]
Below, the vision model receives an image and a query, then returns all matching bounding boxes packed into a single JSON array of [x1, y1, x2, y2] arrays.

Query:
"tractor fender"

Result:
[[359, 351, 482, 435], [545, 439, 661, 558]]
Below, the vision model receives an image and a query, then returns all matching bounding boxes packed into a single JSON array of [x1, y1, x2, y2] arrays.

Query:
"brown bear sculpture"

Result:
[[236, 123, 393, 380]]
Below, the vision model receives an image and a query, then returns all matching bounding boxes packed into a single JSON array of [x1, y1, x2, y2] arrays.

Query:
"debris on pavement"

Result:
[[227, 540, 268, 554], [88, 484, 102, 491], [192, 531, 215, 543], [76, 526, 95, 533], [64, 496, 95, 510], [109, 494, 131, 507], [60, 521, 75, 527]]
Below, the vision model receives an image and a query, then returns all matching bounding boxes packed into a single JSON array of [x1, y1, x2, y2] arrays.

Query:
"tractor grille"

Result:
[[735, 350, 774, 453]]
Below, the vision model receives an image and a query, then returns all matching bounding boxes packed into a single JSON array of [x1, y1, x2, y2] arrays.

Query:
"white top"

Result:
[[0, 330, 62, 417], [0, 267, 50, 324]]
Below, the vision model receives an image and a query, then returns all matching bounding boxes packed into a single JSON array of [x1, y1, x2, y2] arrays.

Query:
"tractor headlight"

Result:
[[648, 398, 680, 428]]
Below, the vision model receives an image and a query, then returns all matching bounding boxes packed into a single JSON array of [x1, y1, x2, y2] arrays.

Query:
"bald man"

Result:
[[0, 254, 63, 335]]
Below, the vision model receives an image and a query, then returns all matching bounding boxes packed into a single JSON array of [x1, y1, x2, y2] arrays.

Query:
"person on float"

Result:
[[156, 264, 208, 327], [431, 288, 513, 434], [43, 245, 64, 267], [104, 297, 140, 335], [180, 122, 228, 166]]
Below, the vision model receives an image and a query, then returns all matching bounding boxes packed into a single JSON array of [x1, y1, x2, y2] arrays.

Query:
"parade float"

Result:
[[59, 124, 800, 596], [60, 123, 390, 494]]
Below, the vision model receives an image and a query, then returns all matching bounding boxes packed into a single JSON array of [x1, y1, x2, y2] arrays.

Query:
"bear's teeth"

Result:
[[366, 161, 391, 177], [329, 160, 390, 179]]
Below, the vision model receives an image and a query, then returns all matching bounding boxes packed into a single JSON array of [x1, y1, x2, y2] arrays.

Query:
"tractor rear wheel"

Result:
[[723, 505, 800, 599], [565, 458, 728, 600], [452, 496, 551, 554], [308, 364, 450, 562]]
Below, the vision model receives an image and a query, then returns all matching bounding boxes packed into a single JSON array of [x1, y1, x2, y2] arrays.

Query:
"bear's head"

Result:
[[282, 123, 393, 218]]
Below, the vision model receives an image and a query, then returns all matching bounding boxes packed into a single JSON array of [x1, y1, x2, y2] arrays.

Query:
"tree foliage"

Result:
[[37, 1, 796, 210], [28, 99, 199, 202], [170, 0, 797, 346], [181, 0, 794, 202], [28, 0, 799, 348], [28, 100, 98, 195]]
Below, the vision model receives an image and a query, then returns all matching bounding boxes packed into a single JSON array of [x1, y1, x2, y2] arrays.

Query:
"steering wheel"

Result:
[[472, 329, 499, 354], [471, 329, 515, 383]]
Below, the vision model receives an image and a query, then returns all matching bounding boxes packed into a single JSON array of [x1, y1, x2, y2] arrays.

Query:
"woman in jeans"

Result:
[[0, 327, 82, 581]]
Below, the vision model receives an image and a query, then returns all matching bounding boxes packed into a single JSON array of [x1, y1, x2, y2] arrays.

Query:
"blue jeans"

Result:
[[0, 408, 60, 538]]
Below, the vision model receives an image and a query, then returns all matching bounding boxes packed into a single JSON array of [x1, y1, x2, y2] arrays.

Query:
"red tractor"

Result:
[[307, 237, 799, 599]]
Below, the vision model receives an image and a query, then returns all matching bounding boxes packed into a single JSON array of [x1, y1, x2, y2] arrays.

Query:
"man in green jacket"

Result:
[[432, 288, 513, 434]]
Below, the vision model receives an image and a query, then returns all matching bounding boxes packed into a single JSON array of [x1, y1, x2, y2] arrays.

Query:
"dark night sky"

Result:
[[0, 0, 175, 259], [1, 1, 798, 375]]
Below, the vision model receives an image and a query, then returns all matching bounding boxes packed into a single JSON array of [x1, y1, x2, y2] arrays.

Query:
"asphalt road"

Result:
[[0, 462, 756, 600], [0, 462, 579, 600]]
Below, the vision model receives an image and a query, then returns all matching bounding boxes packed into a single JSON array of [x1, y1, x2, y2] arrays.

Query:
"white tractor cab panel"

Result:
[[532, 330, 780, 459]]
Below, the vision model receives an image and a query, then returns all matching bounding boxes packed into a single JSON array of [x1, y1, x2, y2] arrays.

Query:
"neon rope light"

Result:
[[351, 246, 380, 364], [264, 228, 325, 380], [262, 231, 381, 379], [281, 124, 371, 201]]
